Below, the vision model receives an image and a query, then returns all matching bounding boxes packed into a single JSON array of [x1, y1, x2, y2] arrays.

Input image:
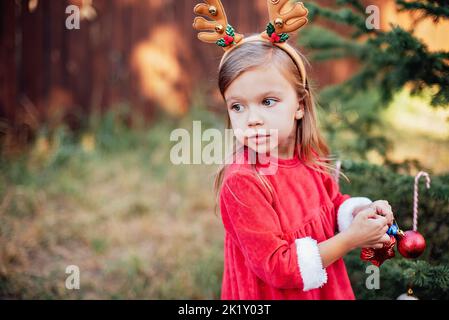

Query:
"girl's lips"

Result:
[[247, 135, 270, 144]]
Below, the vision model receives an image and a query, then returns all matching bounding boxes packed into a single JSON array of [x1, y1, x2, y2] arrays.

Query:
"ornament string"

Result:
[[413, 171, 431, 232]]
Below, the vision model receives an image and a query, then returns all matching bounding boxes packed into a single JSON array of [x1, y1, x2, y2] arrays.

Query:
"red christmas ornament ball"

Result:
[[397, 230, 426, 259]]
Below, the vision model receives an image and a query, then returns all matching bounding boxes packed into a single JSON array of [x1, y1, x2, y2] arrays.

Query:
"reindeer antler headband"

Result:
[[193, 0, 309, 87]]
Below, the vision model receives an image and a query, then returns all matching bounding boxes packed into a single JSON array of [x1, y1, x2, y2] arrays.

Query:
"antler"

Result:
[[267, 0, 308, 34], [193, 0, 243, 48]]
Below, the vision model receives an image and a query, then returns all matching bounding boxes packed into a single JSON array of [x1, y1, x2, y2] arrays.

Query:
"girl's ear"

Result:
[[295, 103, 305, 120]]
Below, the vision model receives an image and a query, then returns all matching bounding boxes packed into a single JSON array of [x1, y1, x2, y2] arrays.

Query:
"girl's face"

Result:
[[224, 64, 304, 157]]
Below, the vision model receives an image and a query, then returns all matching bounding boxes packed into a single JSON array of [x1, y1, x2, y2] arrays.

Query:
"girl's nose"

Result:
[[247, 107, 264, 127]]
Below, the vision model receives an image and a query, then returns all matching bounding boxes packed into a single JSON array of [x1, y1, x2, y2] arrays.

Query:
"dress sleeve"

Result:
[[220, 171, 327, 291], [321, 171, 372, 233]]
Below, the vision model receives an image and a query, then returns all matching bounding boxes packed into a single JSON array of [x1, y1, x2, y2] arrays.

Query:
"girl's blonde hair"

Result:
[[213, 40, 348, 215]]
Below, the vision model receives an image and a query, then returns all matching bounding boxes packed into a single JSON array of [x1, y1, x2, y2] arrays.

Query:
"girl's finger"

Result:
[[373, 204, 394, 225], [379, 234, 390, 244], [360, 207, 377, 219], [374, 204, 390, 216], [373, 215, 388, 226], [383, 204, 393, 216], [373, 201, 393, 214], [378, 209, 393, 225]]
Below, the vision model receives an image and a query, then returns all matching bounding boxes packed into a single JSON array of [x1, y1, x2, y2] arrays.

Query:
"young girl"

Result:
[[193, 0, 394, 299]]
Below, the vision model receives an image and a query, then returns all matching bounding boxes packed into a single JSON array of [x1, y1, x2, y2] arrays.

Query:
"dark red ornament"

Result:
[[360, 235, 396, 267], [397, 230, 426, 259]]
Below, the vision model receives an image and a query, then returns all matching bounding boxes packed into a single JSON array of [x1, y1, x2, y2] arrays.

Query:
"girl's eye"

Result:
[[231, 104, 244, 112], [262, 98, 277, 107]]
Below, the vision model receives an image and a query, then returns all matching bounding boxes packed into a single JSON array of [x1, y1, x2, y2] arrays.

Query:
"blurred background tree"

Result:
[[300, 0, 449, 161]]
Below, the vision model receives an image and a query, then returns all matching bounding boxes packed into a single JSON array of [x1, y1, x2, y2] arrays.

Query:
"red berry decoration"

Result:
[[224, 35, 234, 45], [270, 32, 280, 43], [266, 22, 289, 43], [397, 230, 426, 259]]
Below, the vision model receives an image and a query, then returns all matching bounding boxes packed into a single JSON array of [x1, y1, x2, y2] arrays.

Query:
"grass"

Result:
[[0, 106, 224, 299]]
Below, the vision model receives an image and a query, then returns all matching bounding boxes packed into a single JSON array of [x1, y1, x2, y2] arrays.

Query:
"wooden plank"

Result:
[[21, 0, 45, 114], [0, 0, 17, 124]]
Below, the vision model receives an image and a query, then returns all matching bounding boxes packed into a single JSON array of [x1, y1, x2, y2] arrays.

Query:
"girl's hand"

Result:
[[346, 207, 390, 250], [353, 200, 394, 226]]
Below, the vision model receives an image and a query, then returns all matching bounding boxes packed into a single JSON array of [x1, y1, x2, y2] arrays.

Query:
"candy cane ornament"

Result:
[[413, 171, 431, 232], [397, 171, 430, 259]]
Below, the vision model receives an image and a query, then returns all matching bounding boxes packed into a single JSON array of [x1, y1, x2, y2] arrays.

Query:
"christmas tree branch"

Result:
[[396, 0, 449, 21], [304, 2, 379, 36]]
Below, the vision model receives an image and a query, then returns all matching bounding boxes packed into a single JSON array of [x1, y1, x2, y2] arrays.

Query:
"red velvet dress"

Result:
[[219, 148, 355, 300]]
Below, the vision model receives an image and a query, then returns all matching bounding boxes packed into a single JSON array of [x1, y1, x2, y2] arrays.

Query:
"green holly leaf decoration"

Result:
[[266, 22, 275, 37], [226, 25, 235, 37], [279, 33, 289, 42], [216, 39, 226, 47]]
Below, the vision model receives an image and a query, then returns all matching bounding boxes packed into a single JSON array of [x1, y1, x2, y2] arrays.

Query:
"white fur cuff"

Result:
[[337, 197, 372, 232], [295, 237, 327, 291]]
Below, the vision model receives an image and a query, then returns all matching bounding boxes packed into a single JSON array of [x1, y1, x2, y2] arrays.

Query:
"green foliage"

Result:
[[279, 33, 289, 42], [301, 1, 449, 106], [317, 88, 390, 160], [216, 38, 226, 47], [306, 1, 369, 34], [88, 105, 142, 153], [226, 25, 235, 37], [266, 22, 275, 36], [397, 0, 449, 21]]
